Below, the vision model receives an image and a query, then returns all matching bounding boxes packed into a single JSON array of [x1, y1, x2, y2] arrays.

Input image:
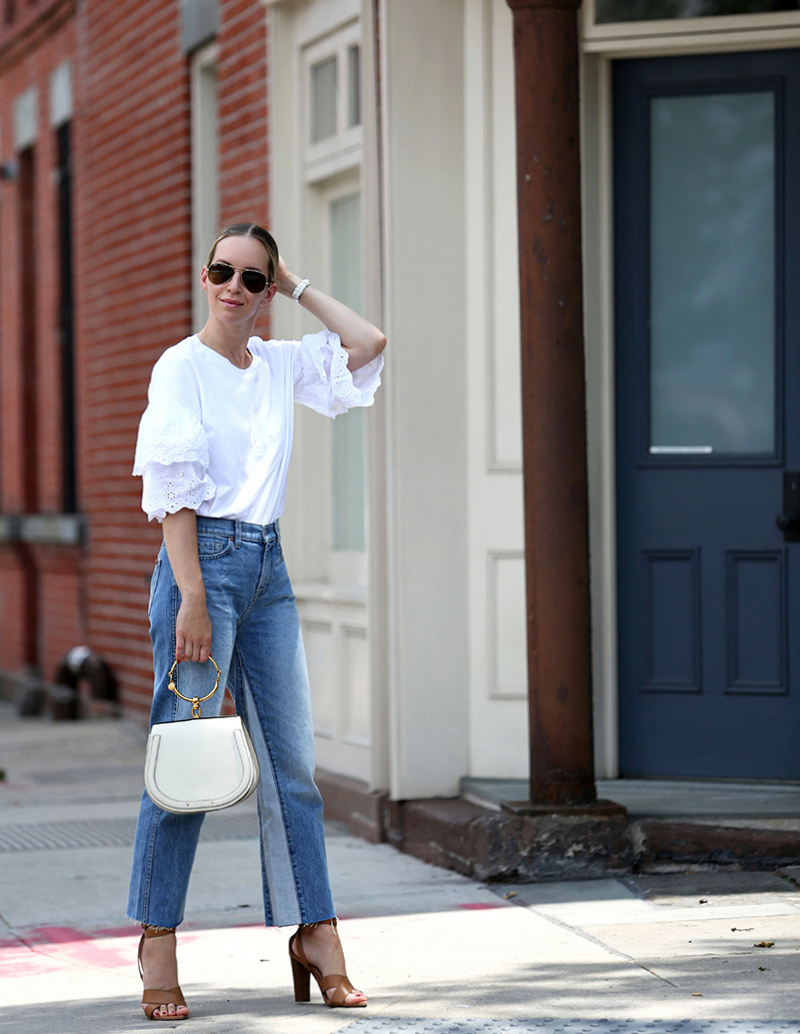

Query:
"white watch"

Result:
[[292, 279, 310, 302]]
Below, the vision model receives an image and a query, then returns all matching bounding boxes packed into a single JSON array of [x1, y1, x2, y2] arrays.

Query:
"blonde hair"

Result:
[[207, 223, 279, 284]]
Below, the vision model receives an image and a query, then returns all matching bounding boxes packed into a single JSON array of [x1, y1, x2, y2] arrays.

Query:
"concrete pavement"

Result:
[[1, 703, 799, 1033]]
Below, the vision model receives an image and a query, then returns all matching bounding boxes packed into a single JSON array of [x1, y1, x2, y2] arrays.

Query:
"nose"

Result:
[[225, 270, 244, 292]]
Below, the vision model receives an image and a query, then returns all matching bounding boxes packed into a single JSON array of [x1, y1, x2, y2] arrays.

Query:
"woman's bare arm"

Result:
[[273, 257, 386, 372], [162, 509, 212, 663]]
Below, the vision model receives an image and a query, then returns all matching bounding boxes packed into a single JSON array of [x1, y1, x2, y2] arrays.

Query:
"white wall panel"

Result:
[[488, 6, 523, 471], [488, 552, 527, 700], [302, 619, 336, 739], [381, 0, 470, 798], [465, 0, 528, 778], [343, 625, 369, 745]]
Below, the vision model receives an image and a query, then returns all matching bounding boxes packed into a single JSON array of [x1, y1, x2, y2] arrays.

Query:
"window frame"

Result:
[[303, 18, 363, 183], [314, 170, 367, 585], [190, 42, 219, 330], [581, 0, 800, 49]]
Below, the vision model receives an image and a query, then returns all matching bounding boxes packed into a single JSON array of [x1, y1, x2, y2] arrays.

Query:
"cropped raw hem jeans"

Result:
[[127, 517, 335, 929]]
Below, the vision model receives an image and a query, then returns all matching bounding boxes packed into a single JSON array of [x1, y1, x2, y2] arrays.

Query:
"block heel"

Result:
[[291, 953, 311, 1002], [287, 917, 367, 1008]]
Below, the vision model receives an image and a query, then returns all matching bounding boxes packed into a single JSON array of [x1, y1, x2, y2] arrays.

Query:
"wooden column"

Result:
[[507, 0, 596, 806]]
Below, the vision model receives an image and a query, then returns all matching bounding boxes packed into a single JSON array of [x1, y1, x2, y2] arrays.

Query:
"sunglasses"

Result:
[[206, 261, 271, 294]]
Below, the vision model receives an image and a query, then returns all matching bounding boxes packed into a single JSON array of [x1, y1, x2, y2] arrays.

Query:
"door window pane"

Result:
[[650, 91, 775, 455], [330, 193, 366, 552]]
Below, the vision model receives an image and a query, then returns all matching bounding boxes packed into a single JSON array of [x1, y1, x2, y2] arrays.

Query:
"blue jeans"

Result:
[[127, 518, 335, 929]]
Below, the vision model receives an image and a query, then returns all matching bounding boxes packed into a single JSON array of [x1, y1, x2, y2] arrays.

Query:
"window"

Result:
[[19, 147, 37, 512], [347, 44, 361, 128], [304, 22, 362, 182], [56, 122, 76, 512], [50, 62, 76, 513], [191, 44, 219, 329], [330, 192, 365, 553], [310, 56, 338, 143], [302, 20, 367, 567]]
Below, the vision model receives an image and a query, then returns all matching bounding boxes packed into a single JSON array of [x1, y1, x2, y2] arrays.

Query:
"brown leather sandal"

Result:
[[138, 926, 190, 1021], [288, 917, 367, 1008]]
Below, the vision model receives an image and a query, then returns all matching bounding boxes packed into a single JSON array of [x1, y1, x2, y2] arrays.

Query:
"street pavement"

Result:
[[0, 701, 799, 1034]]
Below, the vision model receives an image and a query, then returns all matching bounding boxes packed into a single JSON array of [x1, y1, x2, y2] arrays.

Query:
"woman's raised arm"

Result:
[[273, 257, 386, 372]]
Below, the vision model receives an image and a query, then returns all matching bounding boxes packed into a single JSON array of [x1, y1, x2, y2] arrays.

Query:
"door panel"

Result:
[[641, 550, 701, 692], [615, 49, 800, 779], [726, 551, 785, 694]]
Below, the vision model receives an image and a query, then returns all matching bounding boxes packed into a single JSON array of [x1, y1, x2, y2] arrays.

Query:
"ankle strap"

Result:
[[142, 925, 176, 938], [299, 917, 337, 930]]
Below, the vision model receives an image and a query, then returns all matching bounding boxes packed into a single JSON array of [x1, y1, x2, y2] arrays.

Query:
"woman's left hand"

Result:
[[273, 255, 299, 299]]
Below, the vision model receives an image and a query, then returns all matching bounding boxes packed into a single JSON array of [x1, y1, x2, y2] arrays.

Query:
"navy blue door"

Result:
[[615, 49, 800, 778]]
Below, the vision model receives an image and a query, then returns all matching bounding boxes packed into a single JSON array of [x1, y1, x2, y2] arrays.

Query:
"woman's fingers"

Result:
[[175, 640, 212, 663], [178, 640, 209, 663], [175, 597, 212, 663]]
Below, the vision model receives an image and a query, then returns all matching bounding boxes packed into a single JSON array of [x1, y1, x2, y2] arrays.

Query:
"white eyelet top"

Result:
[[133, 330, 383, 524]]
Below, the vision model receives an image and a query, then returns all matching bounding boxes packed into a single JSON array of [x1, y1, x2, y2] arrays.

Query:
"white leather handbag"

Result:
[[144, 657, 260, 814]]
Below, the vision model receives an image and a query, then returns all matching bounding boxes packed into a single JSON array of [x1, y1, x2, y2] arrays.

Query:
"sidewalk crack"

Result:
[[503, 897, 678, 988]]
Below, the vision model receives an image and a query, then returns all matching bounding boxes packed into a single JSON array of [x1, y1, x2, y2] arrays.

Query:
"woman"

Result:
[[128, 222, 386, 1020]]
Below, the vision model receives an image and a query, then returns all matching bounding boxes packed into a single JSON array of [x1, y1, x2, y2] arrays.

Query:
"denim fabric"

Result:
[[127, 518, 335, 929]]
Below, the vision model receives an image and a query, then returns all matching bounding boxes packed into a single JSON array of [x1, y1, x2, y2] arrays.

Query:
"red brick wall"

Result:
[[36, 545, 86, 671], [217, 0, 269, 231], [0, 4, 80, 681], [77, 0, 191, 713], [0, 550, 27, 674], [0, 0, 273, 715], [78, 0, 272, 716]]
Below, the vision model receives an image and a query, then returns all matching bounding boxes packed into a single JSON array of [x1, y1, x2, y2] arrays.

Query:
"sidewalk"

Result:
[[0, 703, 799, 1034]]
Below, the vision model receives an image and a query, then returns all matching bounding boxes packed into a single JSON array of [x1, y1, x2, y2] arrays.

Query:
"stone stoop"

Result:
[[315, 770, 800, 881]]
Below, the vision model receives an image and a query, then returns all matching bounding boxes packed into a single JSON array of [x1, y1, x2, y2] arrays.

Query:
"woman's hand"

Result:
[[273, 255, 299, 299], [175, 592, 212, 663]]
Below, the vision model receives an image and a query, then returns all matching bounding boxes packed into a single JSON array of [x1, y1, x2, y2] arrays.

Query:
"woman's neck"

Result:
[[197, 318, 255, 369]]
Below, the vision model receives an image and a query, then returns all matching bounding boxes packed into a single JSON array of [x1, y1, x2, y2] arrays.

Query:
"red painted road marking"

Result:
[[0, 927, 132, 973]]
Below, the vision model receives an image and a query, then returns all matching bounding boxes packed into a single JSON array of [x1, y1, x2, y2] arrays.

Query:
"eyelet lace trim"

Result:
[[133, 400, 210, 471], [134, 400, 216, 522], [140, 461, 216, 523], [298, 330, 383, 417]]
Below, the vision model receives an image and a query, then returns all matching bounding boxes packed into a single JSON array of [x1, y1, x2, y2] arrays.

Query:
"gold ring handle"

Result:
[[168, 657, 222, 718]]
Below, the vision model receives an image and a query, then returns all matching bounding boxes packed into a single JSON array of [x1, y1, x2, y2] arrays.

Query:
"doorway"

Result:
[[614, 48, 800, 778]]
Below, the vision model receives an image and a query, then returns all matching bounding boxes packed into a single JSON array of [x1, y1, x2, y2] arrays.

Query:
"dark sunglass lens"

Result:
[[207, 262, 234, 285], [242, 270, 268, 293]]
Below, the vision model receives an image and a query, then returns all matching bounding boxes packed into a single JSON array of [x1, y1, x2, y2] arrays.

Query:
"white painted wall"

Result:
[[270, 0, 529, 798], [379, 0, 471, 798], [268, 0, 373, 785]]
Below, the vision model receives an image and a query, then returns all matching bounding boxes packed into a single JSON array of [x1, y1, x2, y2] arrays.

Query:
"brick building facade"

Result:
[[8, 0, 784, 813], [0, 0, 272, 715]]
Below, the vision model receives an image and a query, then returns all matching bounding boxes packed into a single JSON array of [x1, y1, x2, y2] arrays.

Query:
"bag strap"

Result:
[[168, 657, 221, 718]]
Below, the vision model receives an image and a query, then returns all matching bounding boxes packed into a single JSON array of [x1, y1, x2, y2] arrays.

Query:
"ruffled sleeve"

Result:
[[293, 329, 383, 418], [133, 399, 217, 523]]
